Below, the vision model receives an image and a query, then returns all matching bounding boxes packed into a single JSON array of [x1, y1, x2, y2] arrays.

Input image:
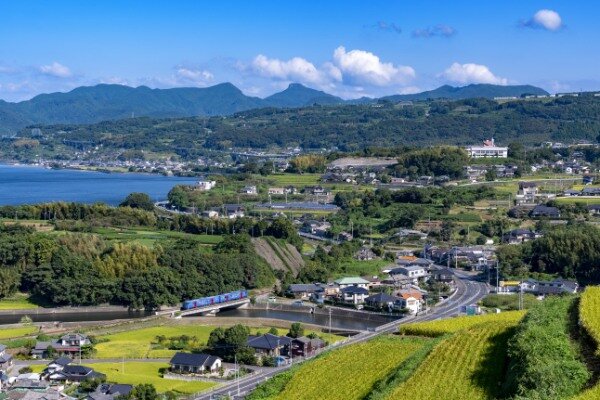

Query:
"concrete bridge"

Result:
[[159, 298, 251, 318]]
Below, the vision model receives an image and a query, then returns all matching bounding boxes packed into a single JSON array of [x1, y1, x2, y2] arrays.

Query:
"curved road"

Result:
[[195, 269, 490, 400]]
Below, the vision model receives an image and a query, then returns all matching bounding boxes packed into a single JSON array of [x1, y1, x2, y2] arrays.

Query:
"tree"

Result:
[[118, 268, 181, 310], [268, 327, 279, 335], [440, 221, 455, 242], [0, 268, 20, 299], [287, 322, 304, 338], [485, 168, 497, 182], [120, 193, 155, 211], [125, 384, 159, 400]]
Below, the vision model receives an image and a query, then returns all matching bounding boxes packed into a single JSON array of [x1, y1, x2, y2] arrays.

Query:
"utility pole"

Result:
[[496, 261, 500, 293], [328, 307, 332, 334]]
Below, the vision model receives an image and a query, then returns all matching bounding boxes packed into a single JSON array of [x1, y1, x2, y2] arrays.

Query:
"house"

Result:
[[334, 277, 370, 290], [240, 185, 258, 195], [247, 334, 292, 357], [48, 365, 104, 383], [85, 383, 133, 400], [388, 266, 428, 283], [196, 179, 216, 191], [286, 283, 324, 300], [31, 333, 91, 359], [396, 256, 433, 268], [290, 337, 325, 357], [268, 187, 285, 195], [169, 352, 222, 374], [430, 268, 455, 284], [515, 182, 538, 205], [563, 189, 581, 197], [365, 293, 398, 310], [395, 229, 428, 240], [502, 229, 540, 244], [394, 290, 423, 314], [530, 205, 561, 219], [583, 175, 594, 185], [301, 220, 331, 236], [521, 278, 578, 295], [338, 231, 353, 242], [222, 204, 245, 219], [340, 286, 369, 305], [582, 187, 600, 196], [44, 357, 72, 375], [0, 344, 12, 371]]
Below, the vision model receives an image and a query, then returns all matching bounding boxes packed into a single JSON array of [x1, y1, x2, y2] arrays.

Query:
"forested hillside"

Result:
[[9, 94, 600, 159]]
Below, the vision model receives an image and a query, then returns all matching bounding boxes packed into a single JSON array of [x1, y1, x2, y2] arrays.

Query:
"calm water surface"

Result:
[[0, 164, 197, 205]]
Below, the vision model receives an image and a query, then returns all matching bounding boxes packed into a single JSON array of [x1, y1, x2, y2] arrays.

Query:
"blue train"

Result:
[[181, 290, 248, 310]]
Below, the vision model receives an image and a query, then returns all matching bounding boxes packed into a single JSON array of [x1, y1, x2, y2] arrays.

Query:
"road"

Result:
[[194, 270, 490, 400]]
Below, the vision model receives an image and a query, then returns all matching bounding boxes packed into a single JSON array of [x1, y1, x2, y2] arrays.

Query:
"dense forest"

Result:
[[4, 94, 600, 161], [0, 201, 310, 308]]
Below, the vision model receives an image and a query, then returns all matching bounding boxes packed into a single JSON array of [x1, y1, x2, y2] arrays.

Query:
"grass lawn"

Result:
[[0, 326, 39, 340], [0, 293, 39, 310], [334, 259, 391, 278], [94, 324, 344, 359], [83, 362, 216, 394]]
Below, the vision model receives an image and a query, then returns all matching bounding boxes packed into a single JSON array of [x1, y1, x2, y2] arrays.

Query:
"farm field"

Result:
[[399, 311, 525, 337], [264, 173, 321, 186], [0, 293, 39, 310], [83, 362, 216, 394], [270, 336, 429, 400], [579, 286, 600, 354], [93, 324, 343, 359], [387, 321, 517, 400], [554, 196, 600, 205], [0, 326, 38, 340]]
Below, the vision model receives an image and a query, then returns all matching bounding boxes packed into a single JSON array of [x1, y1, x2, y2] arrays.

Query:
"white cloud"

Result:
[[250, 54, 325, 85], [39, 62, 72, 78], [522, 9, 563, 31], [440, 62, 508, 85], [332, 46, 415, 86], [175, 67, 214, 85]]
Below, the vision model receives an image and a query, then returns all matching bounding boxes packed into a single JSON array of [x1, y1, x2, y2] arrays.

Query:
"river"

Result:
[[0, 164, 197, 205]]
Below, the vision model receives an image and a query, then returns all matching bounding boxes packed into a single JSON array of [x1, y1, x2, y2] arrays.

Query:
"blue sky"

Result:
[[0, 0, 598, 101]]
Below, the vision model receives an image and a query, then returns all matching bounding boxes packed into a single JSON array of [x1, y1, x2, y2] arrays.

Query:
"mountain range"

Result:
[[0, 82, 548, 134]]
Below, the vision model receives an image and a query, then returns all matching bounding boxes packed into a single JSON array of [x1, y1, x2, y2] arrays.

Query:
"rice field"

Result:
[[0, 326, 39, 340], [399, 311, 525, 337], [387, 321, 518, 400], [0, 293, 39, 310], [270, 336, 430, 400]]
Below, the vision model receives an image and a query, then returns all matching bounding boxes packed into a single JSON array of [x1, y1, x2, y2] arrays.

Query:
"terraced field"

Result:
[[388, 322, 517, 400], [575, 286, 600, 400], [270, 336, 429, 400]]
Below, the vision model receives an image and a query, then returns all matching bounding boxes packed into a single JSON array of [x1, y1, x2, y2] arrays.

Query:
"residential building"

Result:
[[340, 286, 369, 305], [85, 384, 133, 400], [290, 337, 325, 357], [365, 293, 398, 310], [48, 365, 104, 383], [286, 283, 324, 300], [240, 185, 258, 195], [268, 187, 285, 195], [430, 268, 455, 284], [355, 246, 376, 261], [247, 334, 292, 358], [221, 204, 245, 219], [31, 334, 90, 359], [388, 266, 428, 284], [520, 278, 578, 295], [529, 205, 561, 219], [44, 357, 72, 375], [169, 353, 222, 374], [334, 277, 370, 290], [502, 229, 541, 244], [582, 187, 600, 196], [394, 290, 423, 314], [196, 179, 216, 191]]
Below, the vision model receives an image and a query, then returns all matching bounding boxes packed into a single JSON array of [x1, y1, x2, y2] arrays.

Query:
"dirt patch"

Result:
[[252, 237, 304, 276]]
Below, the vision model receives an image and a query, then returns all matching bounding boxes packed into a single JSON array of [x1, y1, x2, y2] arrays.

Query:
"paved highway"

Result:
[[195, 270, 490, 400]]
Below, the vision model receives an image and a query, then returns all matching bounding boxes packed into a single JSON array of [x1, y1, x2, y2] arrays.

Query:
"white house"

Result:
[[340, 286, 369, 305], [169, 353, 222, 374], [240, 185, 258, 195], [394, 290, 423, 314], [196, 179, 217, 191]]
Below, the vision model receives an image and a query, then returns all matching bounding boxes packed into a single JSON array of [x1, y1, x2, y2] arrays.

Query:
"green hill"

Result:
[[381, 84, 548, 101]]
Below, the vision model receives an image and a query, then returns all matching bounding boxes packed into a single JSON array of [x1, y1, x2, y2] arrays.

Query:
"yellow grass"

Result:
[[0, 326, 38, 340]]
